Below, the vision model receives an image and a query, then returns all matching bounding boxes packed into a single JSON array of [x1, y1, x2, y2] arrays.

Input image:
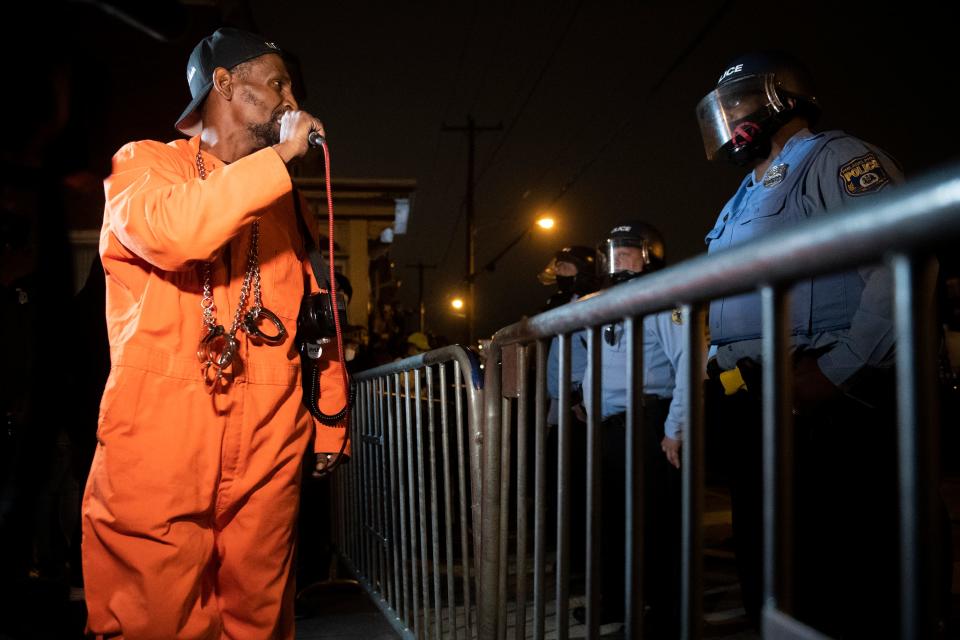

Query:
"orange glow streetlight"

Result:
[[535, 215, 556, 230]]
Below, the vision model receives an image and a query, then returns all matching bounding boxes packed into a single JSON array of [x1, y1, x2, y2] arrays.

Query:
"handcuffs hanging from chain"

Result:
[[194, 151, 287, 389]]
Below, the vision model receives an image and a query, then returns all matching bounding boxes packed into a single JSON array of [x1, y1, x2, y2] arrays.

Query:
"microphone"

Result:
[[308, 131, 325, 148]]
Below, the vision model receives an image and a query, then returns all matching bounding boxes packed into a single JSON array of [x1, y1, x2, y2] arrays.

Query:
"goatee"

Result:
[[248, 120, 281, 149]]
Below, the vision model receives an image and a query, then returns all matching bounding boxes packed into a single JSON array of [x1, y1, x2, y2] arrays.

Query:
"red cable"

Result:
[[320, 140, 351, 429]]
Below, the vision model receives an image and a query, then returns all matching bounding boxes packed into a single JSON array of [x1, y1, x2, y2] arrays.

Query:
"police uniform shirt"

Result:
[[545, 294, 589, 425], [581, 311, 688, 440], [547, 321, 589, 402], [704, 128, 902, 386]]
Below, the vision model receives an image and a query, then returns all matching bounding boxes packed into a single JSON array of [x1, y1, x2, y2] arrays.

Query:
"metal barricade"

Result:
[[476, 164, 960, 640], [333, 346, 485, 640]]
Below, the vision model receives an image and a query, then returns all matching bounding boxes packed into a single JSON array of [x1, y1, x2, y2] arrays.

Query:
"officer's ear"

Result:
[[212, 67, 234, 101]]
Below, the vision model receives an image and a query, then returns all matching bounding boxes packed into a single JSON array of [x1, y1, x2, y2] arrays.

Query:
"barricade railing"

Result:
[[476, 163, 960, 640], [332, 346, 485, 640]]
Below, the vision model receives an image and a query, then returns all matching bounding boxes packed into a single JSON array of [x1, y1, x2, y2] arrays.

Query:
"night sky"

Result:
[[9, 1, 960, 342]]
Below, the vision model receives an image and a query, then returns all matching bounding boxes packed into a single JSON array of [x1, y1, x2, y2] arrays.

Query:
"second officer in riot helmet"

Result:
[[539, 245, 601, 312], [576, 221, 688, 634]]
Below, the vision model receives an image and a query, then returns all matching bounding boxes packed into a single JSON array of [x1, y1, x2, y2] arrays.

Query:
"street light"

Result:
[[476, 215, 558, 277], [450, 297, 465, 311], [535, 215, 555, 230], [461, 214, 558, 342]]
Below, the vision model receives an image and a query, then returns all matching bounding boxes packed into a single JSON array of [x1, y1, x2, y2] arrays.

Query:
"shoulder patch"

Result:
[[839, 152, 890, 197], [671, 309, 683, 325]]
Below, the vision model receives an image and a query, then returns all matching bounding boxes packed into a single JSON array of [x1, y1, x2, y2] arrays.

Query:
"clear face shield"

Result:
[[601, 238, 650, 280], [695, 74, 785, 160]]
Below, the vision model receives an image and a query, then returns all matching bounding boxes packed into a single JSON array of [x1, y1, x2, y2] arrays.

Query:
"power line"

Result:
[[466, 0, 515, 114], [439, 201, 467, 267], [473, 0, 585, 185], [543, 0, 734, 209], [416, 1, 481, 232], [432, 0, 579, 269]]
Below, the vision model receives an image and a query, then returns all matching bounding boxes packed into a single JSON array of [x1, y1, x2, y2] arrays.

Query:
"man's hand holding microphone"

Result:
[[273, 110, 325, 164]]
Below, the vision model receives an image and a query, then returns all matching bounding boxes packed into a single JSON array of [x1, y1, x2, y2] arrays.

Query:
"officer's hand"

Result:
[[661, 436, 681, 469], [273, 110, 325, 164], [793, 352, 841, 415], [571, 403, 587, 423], [313, 451, 343, 478]]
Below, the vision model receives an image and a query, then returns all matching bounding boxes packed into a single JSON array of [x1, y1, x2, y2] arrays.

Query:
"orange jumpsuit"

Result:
[[81, 135, 347, 639]]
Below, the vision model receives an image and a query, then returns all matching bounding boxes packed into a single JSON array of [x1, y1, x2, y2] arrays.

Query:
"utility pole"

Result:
[[403, 262, 437, 333], [442, 116, 502, 345]]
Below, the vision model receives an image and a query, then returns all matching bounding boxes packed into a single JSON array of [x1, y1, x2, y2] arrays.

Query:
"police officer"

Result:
[[576, 222, 686, 634], [696, 51, 948, 636], [543, 246, 601, 420], [541, 246, 600, 577], [539, 245, 601, 312]]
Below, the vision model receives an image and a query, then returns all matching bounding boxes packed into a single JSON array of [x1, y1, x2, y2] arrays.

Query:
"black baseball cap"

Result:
[[175, 27, 283, 136]]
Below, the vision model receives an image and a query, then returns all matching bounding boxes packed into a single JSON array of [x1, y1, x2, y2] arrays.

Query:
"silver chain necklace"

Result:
[[195, 151, 287, 387]]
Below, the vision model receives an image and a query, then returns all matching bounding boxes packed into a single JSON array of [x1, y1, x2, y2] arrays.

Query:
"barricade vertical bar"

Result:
[[364, 380, 375, 586], [481, 341, 505, 640], [416, 370, 433, 640], [892, 253, 940, 640], [332, 452, 341, 559], [354, 380, 365, 576], [377, 377, 394, 610], [368, 378, 378, 590], [343, 391, 352, 565], [387, 375, 404, 619], [515, 344, 530, 640], [533, 340, 548, 640], [344, 385, 354, 567], [427, 366, 443, 640], [361, 379, 372, 578], [497, 396, 513, 640], [624, 316, 644, 639], [760, 286, 794, 616], [349, 396, 357, 561], [352, 381, 364, 576], [556, 332, 572, 640], [377, 378, 388, 610], [399, 371, 416, 635], [406, 369, 430, 640], [585, 325, 602, 640], [454, 360, 475, 639], [375, 376, 389, 600], [355, 380, 365, 577], [439, 363, 458, 640], [680, 304, 706, 640]]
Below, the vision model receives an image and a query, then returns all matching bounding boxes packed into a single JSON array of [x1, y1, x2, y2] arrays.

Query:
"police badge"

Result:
[[762, 163, 788, 188]]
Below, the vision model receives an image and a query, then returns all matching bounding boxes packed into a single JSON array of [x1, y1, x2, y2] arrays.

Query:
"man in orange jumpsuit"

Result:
[[81, 28, 348, 639]]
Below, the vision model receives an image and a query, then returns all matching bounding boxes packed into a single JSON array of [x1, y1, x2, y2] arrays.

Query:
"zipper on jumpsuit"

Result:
[[211, 224, 248, 527]]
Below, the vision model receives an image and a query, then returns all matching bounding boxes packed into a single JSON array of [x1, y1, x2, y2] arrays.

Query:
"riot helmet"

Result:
[[696, 51, 819, 166], [600, 222, 665, 285], [538, 245, 601, 297]]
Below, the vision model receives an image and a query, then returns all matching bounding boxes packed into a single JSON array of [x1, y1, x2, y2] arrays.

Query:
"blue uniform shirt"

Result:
[[547, 332, 589, 402], [705, 129, 902, 386], [581, 311, 689, 440]]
